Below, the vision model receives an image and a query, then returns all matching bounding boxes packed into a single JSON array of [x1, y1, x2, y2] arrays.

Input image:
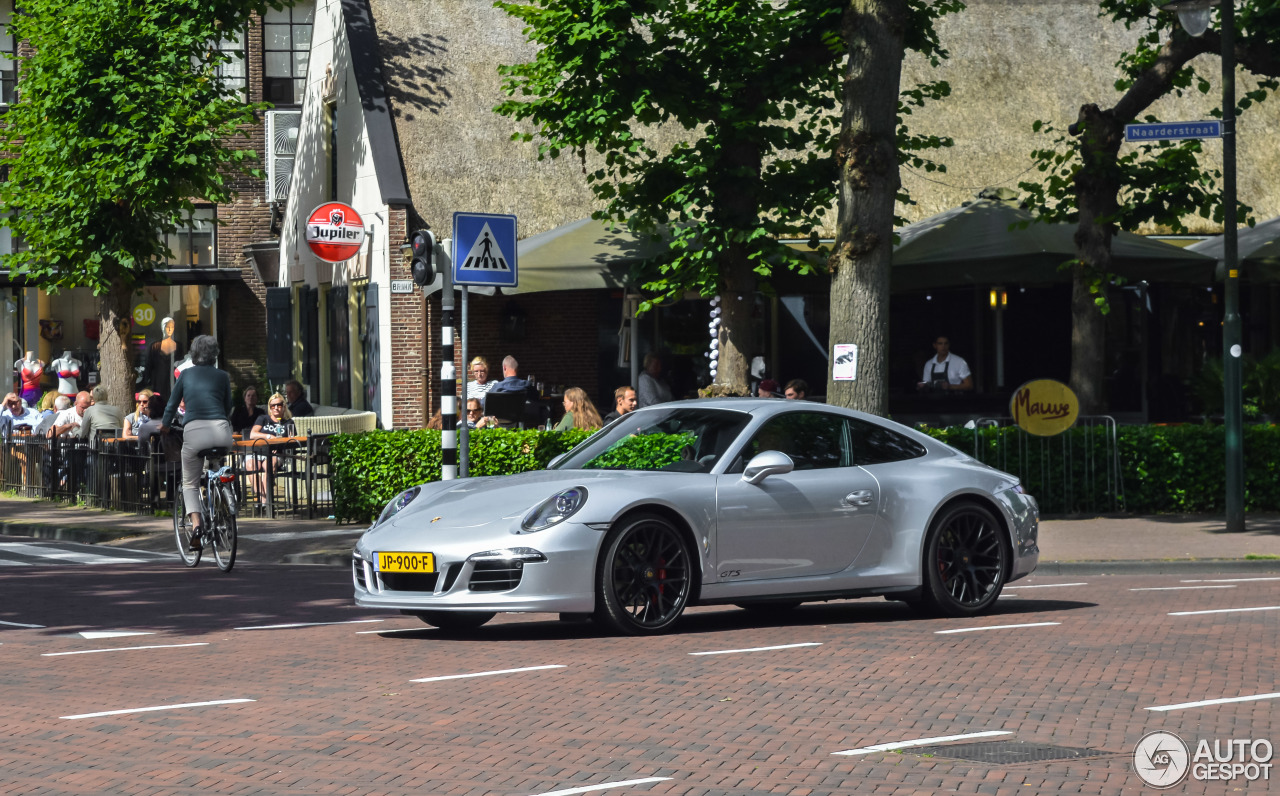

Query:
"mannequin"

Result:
[[148, 316, 183, 392], [15, 352, 45, 406], [51, 351, 81, 397]]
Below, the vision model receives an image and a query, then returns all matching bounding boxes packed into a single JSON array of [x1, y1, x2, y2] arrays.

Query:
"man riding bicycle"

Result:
[[158, 335, 233, 549]]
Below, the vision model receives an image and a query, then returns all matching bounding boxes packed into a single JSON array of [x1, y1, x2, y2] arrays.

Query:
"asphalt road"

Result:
[[2, 557, 1278, 795]]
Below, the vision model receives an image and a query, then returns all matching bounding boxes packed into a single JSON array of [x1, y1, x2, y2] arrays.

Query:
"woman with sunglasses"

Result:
[[121, 388, 155, 440], [245, 393, 296, 509]]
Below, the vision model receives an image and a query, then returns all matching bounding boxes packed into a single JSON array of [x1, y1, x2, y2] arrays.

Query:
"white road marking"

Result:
[[832, 730, 1013, 756], [43, 642, 209, 656], [1182, 577, 1280, 583], [61, 698, 255, 720], [411, 665, 567, 683], [1130, 585, 1237, 591], [1169, 605, 1280, 616], [1147, 692, 1280, 712], [78, 631, 155, 640], [0, 619, 46, 628], [529, 777, 672, 796], [356, 627, 423, 635], [234, 619, 384, 630], [689, 642, 822, 656], [1003, 582, 1087, 589], [0, 542, 154, 565], [935, 622, 1060, 634], [240, 529, 363, 542]]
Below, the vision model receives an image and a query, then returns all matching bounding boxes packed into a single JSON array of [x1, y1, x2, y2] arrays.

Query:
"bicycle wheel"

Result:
[[173, 489, 201, 567], [211, 484, 238, 572]]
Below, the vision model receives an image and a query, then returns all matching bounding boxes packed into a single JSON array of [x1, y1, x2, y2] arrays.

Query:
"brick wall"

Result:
[[216, 14, 276, 394], [386, 205, 429, 429]]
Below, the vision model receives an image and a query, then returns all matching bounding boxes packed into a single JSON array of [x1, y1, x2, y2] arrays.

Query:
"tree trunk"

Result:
[[1070, 103, 1123, 415], [826, 0, 904, 416], [97, 278, 136, 415], [716, 262, 756, 395], [711, 129, 763, 395]]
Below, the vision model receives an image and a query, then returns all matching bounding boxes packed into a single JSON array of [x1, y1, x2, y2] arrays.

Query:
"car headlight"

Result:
[[377, 486, 421, 526], [522, 486, 588, 532]]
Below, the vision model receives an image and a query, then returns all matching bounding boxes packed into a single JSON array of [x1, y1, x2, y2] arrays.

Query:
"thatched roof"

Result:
[[363, 0, 1280, 239]]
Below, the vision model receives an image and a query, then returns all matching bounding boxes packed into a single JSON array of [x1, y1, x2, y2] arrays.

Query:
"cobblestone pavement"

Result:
[[2, 561, 1277, 795]]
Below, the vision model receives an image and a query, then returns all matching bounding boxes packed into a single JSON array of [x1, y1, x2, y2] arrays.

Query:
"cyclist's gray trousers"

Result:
[[181, 419, 234, 517]]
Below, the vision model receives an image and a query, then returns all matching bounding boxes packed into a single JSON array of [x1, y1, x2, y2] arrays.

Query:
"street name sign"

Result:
[[1124, 120, 1222, 142], [452, 212, 517, 288]]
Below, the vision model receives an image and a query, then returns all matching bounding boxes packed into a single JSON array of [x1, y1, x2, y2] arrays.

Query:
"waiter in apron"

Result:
[[917, 336, 973, 393]]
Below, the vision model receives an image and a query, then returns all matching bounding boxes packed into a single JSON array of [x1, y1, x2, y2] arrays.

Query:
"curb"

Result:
[[1034, 559, 1280, 575], [0, 521, 143, 544]]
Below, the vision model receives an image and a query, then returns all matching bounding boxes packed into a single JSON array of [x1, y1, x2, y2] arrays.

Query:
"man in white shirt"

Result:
[[917, 336, 973, 392], [638, 353, 673, 408], [50, 391, 91, 438]]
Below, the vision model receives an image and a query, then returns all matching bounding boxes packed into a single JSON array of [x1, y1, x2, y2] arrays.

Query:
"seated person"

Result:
[[2, 393, 42, 434], [554, 387, 604, 431], [244, 393, 297, 508], [78, 385, 125, 443], [603, 385, 637, 423], [285, 380, 315, 417], [466, 398, 497, 429], [485, 355, 530, 395], [122, 389, 155, 439]]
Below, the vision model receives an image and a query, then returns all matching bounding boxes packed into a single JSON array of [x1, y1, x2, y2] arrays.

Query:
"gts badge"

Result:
[[719, 569, 740, 578]]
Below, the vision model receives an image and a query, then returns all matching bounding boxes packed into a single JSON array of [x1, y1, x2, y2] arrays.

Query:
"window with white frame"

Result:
[[263, 3, 313, 105], [164, 207, 217, 267], [1, 0, 17, 106], [214, 34, 247, 98]]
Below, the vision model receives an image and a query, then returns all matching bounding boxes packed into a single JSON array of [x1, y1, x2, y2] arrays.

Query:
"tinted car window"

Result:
[[848, 417, 927, 465], [734, 411, 849, 472]]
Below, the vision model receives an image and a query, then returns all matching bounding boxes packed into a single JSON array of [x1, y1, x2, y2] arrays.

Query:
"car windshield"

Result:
[[552, 407, 752, 473]]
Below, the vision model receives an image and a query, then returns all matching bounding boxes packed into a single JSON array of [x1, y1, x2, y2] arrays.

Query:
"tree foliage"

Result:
[[1015, 1, 1280, 411], [0, 0, 283, 293]]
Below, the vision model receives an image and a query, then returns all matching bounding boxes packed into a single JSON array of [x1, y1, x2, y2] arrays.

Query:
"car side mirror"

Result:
[[741, 450, 794, 485]]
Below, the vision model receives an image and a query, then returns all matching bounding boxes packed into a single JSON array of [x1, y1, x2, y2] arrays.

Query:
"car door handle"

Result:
[[843, 489, 874, 507]]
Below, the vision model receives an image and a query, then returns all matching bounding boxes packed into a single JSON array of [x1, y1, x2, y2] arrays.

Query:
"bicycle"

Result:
[[173, 443, 239, 572]]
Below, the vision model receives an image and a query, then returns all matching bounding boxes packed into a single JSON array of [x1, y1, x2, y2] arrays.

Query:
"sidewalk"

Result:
[[3, 494, 1280, 572]]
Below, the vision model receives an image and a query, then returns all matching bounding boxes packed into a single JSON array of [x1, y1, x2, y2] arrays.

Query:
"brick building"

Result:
[[1, 3, 309, 408]]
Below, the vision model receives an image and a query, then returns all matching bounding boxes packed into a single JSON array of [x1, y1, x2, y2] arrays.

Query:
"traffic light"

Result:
[[410, 229, 436, 286]]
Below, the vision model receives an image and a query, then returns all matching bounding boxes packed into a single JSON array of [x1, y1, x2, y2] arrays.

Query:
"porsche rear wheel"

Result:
[[595, 513, 692, 635], [414, 611, 494, 631], [921, 502, 1008, 617]]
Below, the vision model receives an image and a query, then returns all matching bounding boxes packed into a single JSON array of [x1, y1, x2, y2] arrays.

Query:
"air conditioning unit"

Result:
[[265, 110, 301, 202]]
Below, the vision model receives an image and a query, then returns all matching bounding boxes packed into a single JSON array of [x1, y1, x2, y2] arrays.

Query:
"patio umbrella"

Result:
[[892, 200, 1216, 291], [504, 218, 672, 294], [1186, 214, 1280, 282]]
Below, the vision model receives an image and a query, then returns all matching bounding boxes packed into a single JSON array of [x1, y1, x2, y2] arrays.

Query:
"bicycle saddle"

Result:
[[198, 446, 232, 459]]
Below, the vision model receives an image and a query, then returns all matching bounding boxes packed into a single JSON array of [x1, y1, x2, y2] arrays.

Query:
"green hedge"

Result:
[[921, 422, 1280, 515], [330, 423, 1280, 522], [329, 428, 593, 523]]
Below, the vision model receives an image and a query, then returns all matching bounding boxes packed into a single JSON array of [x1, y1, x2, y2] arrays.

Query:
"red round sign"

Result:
[[305, 202, 366, 263]]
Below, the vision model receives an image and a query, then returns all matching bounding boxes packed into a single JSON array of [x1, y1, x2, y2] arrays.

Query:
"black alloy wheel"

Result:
[[921, 501, 1008, 617], [595, 513, 693, 635]]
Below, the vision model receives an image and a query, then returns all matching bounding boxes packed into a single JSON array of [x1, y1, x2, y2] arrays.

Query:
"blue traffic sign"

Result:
[[1124, 120, 1222, 142], [452, 212, 518, 287]]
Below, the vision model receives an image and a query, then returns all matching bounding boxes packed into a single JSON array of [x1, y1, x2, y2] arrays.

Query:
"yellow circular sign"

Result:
[[132, 303, 156, 327], [1010, 379, 1080, 436]]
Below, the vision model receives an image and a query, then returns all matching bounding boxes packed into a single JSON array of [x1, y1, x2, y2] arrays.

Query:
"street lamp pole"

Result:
[[1163, 0, 1244, 531], [1219, 1, 1245, 532]]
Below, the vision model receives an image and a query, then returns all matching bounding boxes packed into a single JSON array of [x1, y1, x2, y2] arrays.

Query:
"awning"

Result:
[[1187, 215, 1280, 282], [892, 200, 1216, 290], [505, 218, 670, 294], [0, 266, 244, 289]]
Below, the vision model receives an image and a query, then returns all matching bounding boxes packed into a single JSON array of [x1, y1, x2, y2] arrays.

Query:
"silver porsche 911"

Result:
[[352, 399, 1039, 635]]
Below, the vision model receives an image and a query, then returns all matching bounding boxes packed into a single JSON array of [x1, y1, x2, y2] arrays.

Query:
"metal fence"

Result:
[[968, 416, 1126, 515], [0, 430, 335, 519]]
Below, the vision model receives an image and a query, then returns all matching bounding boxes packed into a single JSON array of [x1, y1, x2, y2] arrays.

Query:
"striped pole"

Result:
[[440, 257, 457, 480]]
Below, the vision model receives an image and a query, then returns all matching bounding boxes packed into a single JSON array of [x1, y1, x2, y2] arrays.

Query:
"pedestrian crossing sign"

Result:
[[452, 212, 518, 287]]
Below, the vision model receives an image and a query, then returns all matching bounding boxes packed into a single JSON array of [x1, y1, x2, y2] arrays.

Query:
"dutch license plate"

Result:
[[377, 552, 435, 573]]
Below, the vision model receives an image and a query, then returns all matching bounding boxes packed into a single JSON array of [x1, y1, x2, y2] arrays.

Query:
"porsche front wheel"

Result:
[[595, 513, 692, 635]]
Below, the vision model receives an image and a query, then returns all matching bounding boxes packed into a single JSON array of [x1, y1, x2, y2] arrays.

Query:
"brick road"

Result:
[[2, 561, 1277, 795]]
